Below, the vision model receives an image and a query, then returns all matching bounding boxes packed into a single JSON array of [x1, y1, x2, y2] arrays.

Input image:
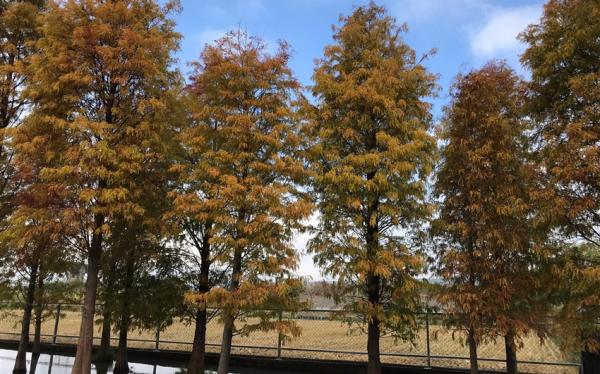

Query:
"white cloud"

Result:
[[470, 5, 542, 58], [195, 28, 228, 48]]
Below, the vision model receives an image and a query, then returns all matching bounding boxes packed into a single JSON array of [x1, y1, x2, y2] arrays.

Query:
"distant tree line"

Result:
[[0, 1, 597, 374]]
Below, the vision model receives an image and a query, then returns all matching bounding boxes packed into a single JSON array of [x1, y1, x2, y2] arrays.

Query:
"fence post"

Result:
[[52, 303, 61, 345], [425, 310, 431, 368], [276, 309, 283, 359], [155, 325, 160, 351]]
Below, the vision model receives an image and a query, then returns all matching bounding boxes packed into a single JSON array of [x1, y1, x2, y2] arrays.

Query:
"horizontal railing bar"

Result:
[[0, 333, 581, 368], [0, 298, 585, 371]]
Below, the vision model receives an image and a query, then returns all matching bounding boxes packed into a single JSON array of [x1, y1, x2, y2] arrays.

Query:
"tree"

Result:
[[111, 134, 181, 374], [168, 89, 225, 374], [520, 0, 599, 247], [434, 61, 550, 374], [520, 0, 600, 352], [432, 62, 514, 374], [0, 0, 41, 165], [110, 219, 186, 374], [549, 243, 600, 354], [96, 245, 118, 362], [97, 84, 183, 368], [306, 4, 437, 373], [185, 30, 312, 374], [0, 0, 43, 295], [17, 1, 181, 372], [0, 2, 44, 372], [1, 169, 71, 374]]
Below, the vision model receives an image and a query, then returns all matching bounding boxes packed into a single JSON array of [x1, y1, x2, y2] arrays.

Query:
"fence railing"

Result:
[[0, 302, 582, 374]]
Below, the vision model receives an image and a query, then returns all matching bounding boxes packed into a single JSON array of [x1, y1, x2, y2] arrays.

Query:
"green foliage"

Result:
[[109, 225, 187, 333], [547, 243, 600, 353]]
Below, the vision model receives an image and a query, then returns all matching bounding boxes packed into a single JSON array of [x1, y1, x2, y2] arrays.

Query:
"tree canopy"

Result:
[[306, 4, 437, 373]]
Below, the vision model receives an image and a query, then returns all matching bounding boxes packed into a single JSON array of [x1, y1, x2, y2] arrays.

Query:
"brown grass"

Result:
[[0, 308, 579, 374]]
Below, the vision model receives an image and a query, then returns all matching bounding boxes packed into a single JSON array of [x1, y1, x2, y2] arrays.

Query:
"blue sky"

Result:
[[173, 0, 544, 116], [171, 0, 545, 279]]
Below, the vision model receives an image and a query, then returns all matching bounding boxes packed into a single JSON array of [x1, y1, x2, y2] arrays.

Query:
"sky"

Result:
[[170, 0, 546, 280]]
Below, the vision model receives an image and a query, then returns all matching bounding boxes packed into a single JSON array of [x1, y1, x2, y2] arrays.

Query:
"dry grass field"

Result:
[[0, 307, 579, 374]]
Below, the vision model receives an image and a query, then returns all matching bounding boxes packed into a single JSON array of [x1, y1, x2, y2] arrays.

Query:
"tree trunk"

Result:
[[217, 313, 235, 374], [465, 235, 479, 374], [217, 244, 242, 374], [113, 316, 130, 374], [94, 362, 110, 374], [365, 194, 381, 374], [71, 213, 104, 374], [187, 222, 212, 374], [97, 304, 113, 362], [188, 308, 208, 374], [29, 273, 44, 374], [505, 330, 518, 374], [12, 261, 39, 374], [113, 252, 135, 374], [98, 260, 116, 362], [467, 328, 479, 374], [367, 314, 381, 374], [366, 270, 382, 374]]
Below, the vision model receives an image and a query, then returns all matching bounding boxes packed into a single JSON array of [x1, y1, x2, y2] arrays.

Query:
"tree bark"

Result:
[[188, 308, 208, 374], [217, 244, 242, 374], [465, 234, 479, 374], [365, 192, 381, 374], [113, 252, 135, 374], [505, 330, 518, 374], [94, 362, 110, 374], [71, 212, 104, 374], [12, 261, 39, 374], [29, 272, 44, 374], [113, 316, 130, 374], [217, 313, 235, 374], [98, 260, 116, 362], [98, 304, 113, 362], [187, 221, 212, 374], [367, 313, 381, 374], [467, 328, 479, 374]]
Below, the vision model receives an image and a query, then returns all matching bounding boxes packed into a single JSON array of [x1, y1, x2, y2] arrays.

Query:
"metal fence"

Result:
[[0, 302, 581, 373]]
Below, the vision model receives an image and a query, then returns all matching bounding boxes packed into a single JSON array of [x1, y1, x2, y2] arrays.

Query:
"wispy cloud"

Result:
[[195, 28, 229, 48], [470, 5, 542, 58]]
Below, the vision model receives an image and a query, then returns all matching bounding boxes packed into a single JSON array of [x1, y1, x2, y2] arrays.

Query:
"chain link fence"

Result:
[[0, 302, 581, 373]]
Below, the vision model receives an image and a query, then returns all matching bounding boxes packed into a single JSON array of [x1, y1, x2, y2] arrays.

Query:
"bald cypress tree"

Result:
[[520, 0, 600, 353], [0, 2, 45, 373], [306, 4, 437, 373], [0, 0, 42, 254], [520, 0, 599, 247], [16, 1, 181, 372], [185, 30, 312, 374], [434, 61, 551, 374]]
